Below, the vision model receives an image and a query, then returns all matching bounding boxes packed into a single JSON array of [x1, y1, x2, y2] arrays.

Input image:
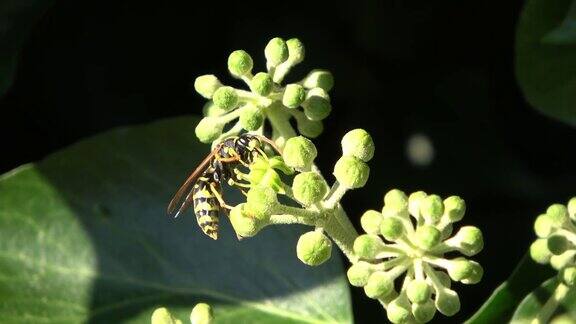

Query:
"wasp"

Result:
[[167, 134, 281, 240]]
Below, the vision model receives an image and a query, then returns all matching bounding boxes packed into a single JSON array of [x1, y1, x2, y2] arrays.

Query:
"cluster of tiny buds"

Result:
[[348, 189, 483, 323], [193, 37, 334, 147], [229, 129, 374, 266], [151, 303, 213, 324], [530, 198, 576, 287]]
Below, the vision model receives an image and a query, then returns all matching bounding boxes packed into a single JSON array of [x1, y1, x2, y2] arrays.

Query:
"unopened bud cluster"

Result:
[[193, 37, 334, 146], [151, 303, 213, 324], [530, 198, 576, 287], [348, 189, 483, 323]]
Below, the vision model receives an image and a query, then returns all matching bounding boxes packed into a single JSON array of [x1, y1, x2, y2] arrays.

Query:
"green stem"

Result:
[[269, 214, 317, 226], [532, 281, 571, 324], [322, 181, 349, 210]]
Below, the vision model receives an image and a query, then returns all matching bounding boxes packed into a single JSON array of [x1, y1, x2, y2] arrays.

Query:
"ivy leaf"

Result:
[[510, 278, 576, 323], [0, 116, 352, 324], [516, 0, 576, 126]]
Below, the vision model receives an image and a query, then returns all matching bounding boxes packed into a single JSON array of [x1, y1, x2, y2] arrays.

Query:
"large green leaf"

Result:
[[511, 278, 576, 323], [465, 253, 555, 323], [0, 116, 352, 324], [516, 0, 576, 126]]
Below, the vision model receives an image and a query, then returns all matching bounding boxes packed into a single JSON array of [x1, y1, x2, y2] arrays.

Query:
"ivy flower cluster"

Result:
[[193, 37, 334, 148], [349, 190, 484, 323]]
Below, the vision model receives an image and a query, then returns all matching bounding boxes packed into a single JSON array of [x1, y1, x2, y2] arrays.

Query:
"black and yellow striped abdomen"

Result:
[[193, 174, 220, 240]]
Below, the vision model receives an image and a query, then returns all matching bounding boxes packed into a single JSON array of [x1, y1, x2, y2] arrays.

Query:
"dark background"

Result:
[[2, 0, 576, 322]]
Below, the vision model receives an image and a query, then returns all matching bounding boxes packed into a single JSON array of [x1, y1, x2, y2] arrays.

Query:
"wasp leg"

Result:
[[209, 182, 233, 210]]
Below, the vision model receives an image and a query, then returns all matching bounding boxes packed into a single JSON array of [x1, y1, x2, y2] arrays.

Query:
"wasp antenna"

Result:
[[257, 135, 282, 154]]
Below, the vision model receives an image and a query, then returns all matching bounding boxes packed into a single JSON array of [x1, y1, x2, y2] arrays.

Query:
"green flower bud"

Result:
[[384, 189, 409, 213], [229, 204, 263, 238], [248, 160, 285, 193], [353, 234, 386, 259], [296, 231, 332, 266], [245, 187, 278, 221], [408, 191, 427, 219], [265, 37, 288, 66], [292, 172, 327, 206], [360, 209, 383, 234], [249, 72, 273, 96], [227, 50, 253, 77], [212, 86, 239, 111], [190, 303, 213, 324], [547, 204, 569, 227], [530, 238, 552, 264], [283, 136, 317, 170], [550, 252, 575, 270], [202, 101, 228, 117], [560, 266, 576, 286], [548, 235, 571, 255], [302, 69, 334, 91], [380, 216, 405, 241], [364, 271, 394, 299], [302, 89, 331, 121], [297, 119, 323, 138], [446, 258, 474, 282], [461, 261, 483, 284], [568, 197, 576, 221], [239, 104, 264, 131], [451, 226, 484, 256], [406, 279, 432, 304], [420, 195, 444, 224], [387, 297, 412, 323], [435, 289, 461, 316], [282, 84, 306, 108], [341, 129, 375, 162], [333, 156, 370, 189], [443, 196, 466, 223], [151, 307, 181, 324], [412, 299, 436, 323], [195, 117, 224, 143], [347, 261, 373, 287], [413, 225, 441, 250], [286, 38, 305, 64], [194, 74, 222, 99], [534, 214, 554, 238]]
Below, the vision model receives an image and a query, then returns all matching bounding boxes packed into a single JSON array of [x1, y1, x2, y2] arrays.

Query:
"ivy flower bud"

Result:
[[413, 225, 441, 250], [239, 104, 264, 131], [548, 234, 570, 255], [420, 194, 444, 224], [194, 75, 222, 99], [408, 191, 427, 219], [341, 129, 375, 162], [227, 50, 253, 77], [412, 300, 436, 323], [212, 86, 239, 111], [560, 266, 576, 286], [380, 216, 405, 241], [190, 303, 213, 324], [283, 136, 317, 170], [265, 37, 288, 66], [282, 84, 306, 108], [249, 72, 273, 96], [550, 252, 574, 271], [449, 226, 484, 256], [195, 117, 224, 143], [302, 69, 334, 91], [446, 258, 475, 282], [245, 187, 278, 221], [202, 101, 228, 117], [406, 279, 432, 304], [296, 231, 332, 266], [229, 204, 263, 238], [443, 196, 466, 223], [530, 238, 553, 264], [568, 197, 576, 221], [292, 172, 327, 206], [347, 261, 373, 287], [547, 204, 569, 227], [248, 159, 285, 193], [364, 271, 394, 299], [435, 289, 461, 316], [286, 38, 305, 64], [302, 88, 332, 121], [151, 307, 181, 324], [461, 261, 484, 284], [387, 297, 411, 323], [333, 156, 370, 189], [534, 214, 555, 238], [360, 210, 383, 235], [297, 119, 323, 138], [353, 234, 386, 259], [384, 189, 409, 213]]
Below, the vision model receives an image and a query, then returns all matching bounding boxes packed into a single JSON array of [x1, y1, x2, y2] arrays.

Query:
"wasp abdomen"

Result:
[[192, 175, 220, 240]]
